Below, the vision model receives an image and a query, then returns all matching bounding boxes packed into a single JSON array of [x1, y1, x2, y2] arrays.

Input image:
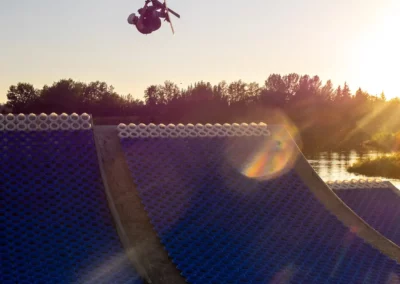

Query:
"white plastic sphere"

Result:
[[128, 123, 137, 131], [186, 123, 195, 130], [49, 113, 58, 122], [17, 123, 28, 131], [6, 122, 16, 131], [27, 113, 37, 122], [82, 122, 91, 130], [28, 123, 38, 131], [117, 123, 127, 131], [38, 113, 48, 122], [177, 124, 185, 131], [138, 123, 147, 130], [49, 122, 60, 130], [70, 113, 79, 122], [118, 131, 130, 139], [80, 113, 90, 122], [39, 122, 49, 131], [6, 114, 15, 122], [148, 123, 157, 131], [60, 113, 69, 121], [71, 122, 81, 130], [17, 113, 26, 122], [60, 122, 70, 130]]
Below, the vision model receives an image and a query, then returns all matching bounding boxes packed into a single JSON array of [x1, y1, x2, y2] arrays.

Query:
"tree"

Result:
[[6, 83, 39, 113], [320, 80, 334, 102], [283, 73, 300, 96], [341, 82, 352, 101], [246, 82, 261, 103], [38, 79, 85, 113], [161, 81, 181, 103], [228, 80, 248, 105], [186, 81, 214, 103], [334, 85, 342, 102], [212, 81, 229, 105], [354, 87, 369, 103], [0, 103, 11, 114], [144, 85, 162, 106], [380, 91, 386, 102], [265, 74, 286, 93]]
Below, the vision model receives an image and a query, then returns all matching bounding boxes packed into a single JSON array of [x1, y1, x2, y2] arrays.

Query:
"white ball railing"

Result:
[[327, 179, 391, 190], [0, 113, 93, 132], [116, 122, 272, 139]]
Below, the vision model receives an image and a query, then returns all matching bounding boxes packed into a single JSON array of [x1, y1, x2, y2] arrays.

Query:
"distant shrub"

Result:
[[348, 153, 400, 178], [364, 131, 400, 152]]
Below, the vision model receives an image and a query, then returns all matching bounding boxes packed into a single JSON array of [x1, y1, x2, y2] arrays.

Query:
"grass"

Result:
[[348, 153, 400, 179]]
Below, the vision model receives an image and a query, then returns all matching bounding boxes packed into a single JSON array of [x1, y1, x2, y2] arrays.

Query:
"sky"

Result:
[[0, 0, 399, 103]]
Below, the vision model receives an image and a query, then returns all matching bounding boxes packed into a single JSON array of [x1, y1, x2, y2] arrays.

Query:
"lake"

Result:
[[304, 150, 400, 189]]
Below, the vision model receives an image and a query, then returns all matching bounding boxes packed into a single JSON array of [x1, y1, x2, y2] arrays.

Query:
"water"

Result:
[[304, 150, 400, 189]]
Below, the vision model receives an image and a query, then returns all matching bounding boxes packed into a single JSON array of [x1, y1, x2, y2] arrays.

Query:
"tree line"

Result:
[[3, 73, 400, 152]]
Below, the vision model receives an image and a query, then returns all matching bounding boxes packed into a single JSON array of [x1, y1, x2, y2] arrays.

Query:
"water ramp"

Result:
[[1, 113, 142, 284], [118, 123, 400, 283], [331, 180, 400, 247]]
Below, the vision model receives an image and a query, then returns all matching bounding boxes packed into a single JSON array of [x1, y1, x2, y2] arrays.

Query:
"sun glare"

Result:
[[351, 2, 400, 99]]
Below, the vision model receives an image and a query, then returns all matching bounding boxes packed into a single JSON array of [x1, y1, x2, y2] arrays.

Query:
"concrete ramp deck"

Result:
[[109, 123, 400, 283], [1, 114, 142, 284]]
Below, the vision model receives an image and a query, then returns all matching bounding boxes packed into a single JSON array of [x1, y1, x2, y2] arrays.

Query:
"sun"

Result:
[[350, 2, 400, 99]]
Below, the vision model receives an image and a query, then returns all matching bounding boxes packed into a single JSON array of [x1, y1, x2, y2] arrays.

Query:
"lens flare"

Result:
[[240, 122, 300, 181]]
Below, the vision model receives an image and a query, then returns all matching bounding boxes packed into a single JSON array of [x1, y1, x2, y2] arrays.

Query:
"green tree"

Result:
[[6, 83, 39, 113], [354, 87, 369, 103], [341, 82, 352, 101], [39, 79, 85, 113], [228, 80, 248, 105], [320, 80, 334, 101], [246, 82, 261, 103], [282, 73, 300, 96], [144, 85, 162, 106], [265, 74, 286, 93], [334, 85, 342, 102], [380, 91, 386, 102], [161, 81, 181, 103], [212, 81, 229, 105]]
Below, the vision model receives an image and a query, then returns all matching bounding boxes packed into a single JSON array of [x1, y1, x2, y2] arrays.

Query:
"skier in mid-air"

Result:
[[127, 0, 180, 35], [127, 1, 169, 34]]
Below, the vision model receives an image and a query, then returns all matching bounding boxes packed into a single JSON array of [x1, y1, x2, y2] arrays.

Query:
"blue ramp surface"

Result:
[[120, 124, 400, 284], [1, 128, 142, 284], [335, 185, 400, 246]]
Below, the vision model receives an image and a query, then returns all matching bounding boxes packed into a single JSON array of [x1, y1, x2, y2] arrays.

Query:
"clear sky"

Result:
[[0, 0, 399, 103]]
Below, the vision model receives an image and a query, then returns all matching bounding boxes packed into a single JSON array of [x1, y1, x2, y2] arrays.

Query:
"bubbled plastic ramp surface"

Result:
[[334, 183, 400, 247], [120, 123, 400, 284], [1, 115, 142, 284]]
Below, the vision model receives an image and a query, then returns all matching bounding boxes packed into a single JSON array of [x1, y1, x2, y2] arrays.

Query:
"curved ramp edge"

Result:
[[93, 126, 186, 284], [290, 131, 400, 263]]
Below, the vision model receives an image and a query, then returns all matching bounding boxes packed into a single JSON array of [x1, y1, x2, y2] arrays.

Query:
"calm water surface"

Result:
[[304, 150, 400, 189]]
